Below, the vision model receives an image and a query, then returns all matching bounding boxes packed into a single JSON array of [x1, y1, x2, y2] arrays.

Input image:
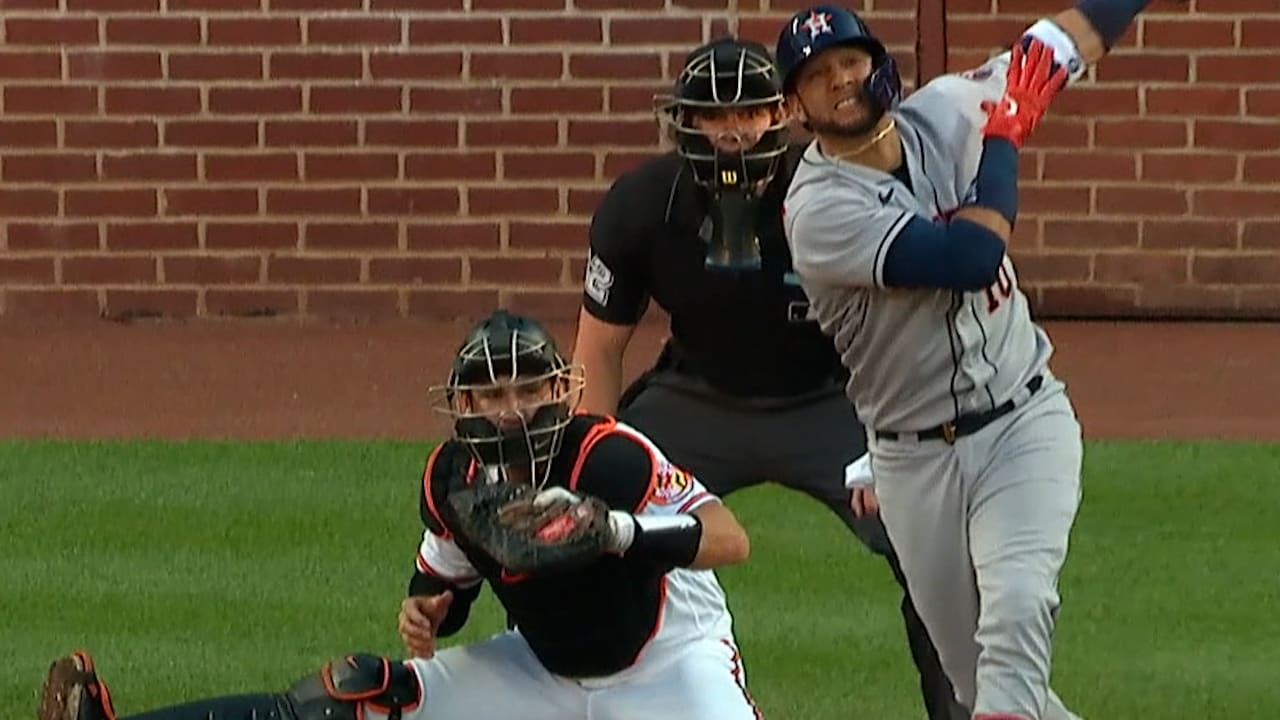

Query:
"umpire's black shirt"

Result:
[[583, 147, 845, 398]]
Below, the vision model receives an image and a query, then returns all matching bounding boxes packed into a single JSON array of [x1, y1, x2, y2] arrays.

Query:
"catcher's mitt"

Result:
[[446, 483, 615, 575]]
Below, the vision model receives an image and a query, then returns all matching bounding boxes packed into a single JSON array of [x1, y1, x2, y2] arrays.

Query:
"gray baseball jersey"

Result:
[[783, 50, 1053, 433]]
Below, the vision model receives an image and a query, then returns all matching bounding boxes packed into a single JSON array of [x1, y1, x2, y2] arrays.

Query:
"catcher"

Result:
[[37, 310, 761, 720]]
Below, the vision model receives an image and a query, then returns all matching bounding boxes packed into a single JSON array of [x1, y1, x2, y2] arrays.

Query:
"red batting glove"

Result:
[[981, 37, 1069, 149]]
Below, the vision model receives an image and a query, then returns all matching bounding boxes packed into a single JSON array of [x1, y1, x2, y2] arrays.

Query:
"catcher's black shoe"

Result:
[[37, 650, 117, 720]]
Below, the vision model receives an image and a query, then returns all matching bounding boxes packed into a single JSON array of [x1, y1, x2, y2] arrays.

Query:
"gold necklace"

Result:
[[828, 117, 898, 162]]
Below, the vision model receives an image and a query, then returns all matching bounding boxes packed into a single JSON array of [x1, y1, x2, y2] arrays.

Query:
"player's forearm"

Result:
[[1053, 0, 1154, 65], [687, 501, 750, 569]]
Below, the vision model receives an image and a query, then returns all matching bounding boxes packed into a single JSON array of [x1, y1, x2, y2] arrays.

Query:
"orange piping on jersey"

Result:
[[677, 491, 712, 514], [721, 638, 765, 719], [626, 575, 668, 670], [500, 567, 531, 584], [416, 550, 479, 586], [567, 417, 618, 492], [465, 458, 478, 485], [420, 444, 451, 540]]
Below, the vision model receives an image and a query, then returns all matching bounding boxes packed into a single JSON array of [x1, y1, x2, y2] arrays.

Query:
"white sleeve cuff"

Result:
[[1024, 18, 1088, 85]]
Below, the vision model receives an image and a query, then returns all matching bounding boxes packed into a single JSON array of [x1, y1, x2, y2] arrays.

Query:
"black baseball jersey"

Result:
[[412, 414, 728, 679], [583, 148, 847, 398]]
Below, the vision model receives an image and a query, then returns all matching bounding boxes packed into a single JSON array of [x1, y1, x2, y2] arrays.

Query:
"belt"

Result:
[[874, 375, 1044, 444]]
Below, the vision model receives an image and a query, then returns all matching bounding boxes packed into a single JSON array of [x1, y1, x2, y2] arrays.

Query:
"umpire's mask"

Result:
[[657, 37, 789, 272]]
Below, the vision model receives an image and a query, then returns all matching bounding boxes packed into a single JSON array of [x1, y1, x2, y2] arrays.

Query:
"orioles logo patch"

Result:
[[650, 462, 694, 505]]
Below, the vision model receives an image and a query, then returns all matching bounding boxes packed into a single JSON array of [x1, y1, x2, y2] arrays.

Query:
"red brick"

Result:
[[105, 222, 199, 250], [303, 222, 399, 250], [267, 256, 361, 283], [165, 121, 259, 148], [472, 0, 564, 8], [0, 52, 62, 79], [310, 87, 403, 114], [1138, 286, 1238, 317], [205, 222, 299, 250], [1095, 120, 1188, 149], [0, 120, 58, 148], [8, 223, 100, 251], [62, 256, 157, 284], [368, 257, 463, 283], [103, 290, 198, 319], [408, 18, 502, 44], [209, 87, 302, 115], [207, 18, 301, 45], [206, 153, 299, 181], [568, 120, 659, 146], [102, 153, 199, 181], [1096, 187, 1188, 216], [165, 189, 260, 216], [366, 120, 459, 148], [0, 257, 56, 284], [470, 257, 563, 285], [106, 18, 201, 45], [367, 188, 460, 215], [1008, 251, 1092, 284], [407, 222, 500, 251], [1244, 157, 1280, 183], [1041, 152, 1136, 182], [471, 53, 564, 80], [504, 153, 595, 180], [370, 52, 464, 80], [1193, 190, 1280, 218], [307, 290, 402, 319], [265, 120, 358, 147], [65, 189, 158, 217], [1041, 220, 1138, 249], [468, 188, 559, 215], [467, 120, 559, 147], [168, 53, 263, 81], [0, 189, 59, 216], [1141, 153, 1237, 184], [269, 52, 362, 80], [271, 0, 359, 7], [1024, 118, 1089, 149], [1244, 89, 1280, 116], [502, 290, 580, 321], [511, 17, 603, 44], [407, 289, 500, 321], [1240, 19, 1280, 49], [509, 221, 589, 250], [410, 88, 503, 114], [5, 86, 99, 115], [609, 17, 702, 45], [69, 51, 162, 80], [608, 85, 669, 113], [1193, 253, 1280, 285], [304, 153, 400, 181], [1048, 87, 1139, 117], [4, 290, 101, 319], [309, 18, 402, 45], [65, 120, 157, 148], [164, 255, 261, 284], [511, 87, 603, 114], [206, 289, 299, 317], [1039, 286, 1138, 317], [404, 152, 496, 181], [104, 87, 200, 115], [1242, 222, 1280, 250], [567, 53, 662, 80], [1094, 54, 1190, 83], [169, 0, 262, 9], [568, 188, 606, 214], [68, 0, 159, 8], [1021, 187, 1091, 215], [266, 188, 362, 215], [1146, 87, 1240, 117], [1143, 19, 1236, 48], [1094, 251, 1188, 285], [603, 152, 654, 178], [1143, 220, 1237, 250], [1197, 54, 1280, 84], [1194, 121, 1280, 151], [5, 18, 99, 45], [3, 153, 98, 183]]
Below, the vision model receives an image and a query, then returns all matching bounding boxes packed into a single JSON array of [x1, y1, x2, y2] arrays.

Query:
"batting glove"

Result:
[[981, 37, 1069, 150]]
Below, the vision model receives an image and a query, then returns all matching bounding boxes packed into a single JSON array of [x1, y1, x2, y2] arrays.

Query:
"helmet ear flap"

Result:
[[865, 53, 902, 112]]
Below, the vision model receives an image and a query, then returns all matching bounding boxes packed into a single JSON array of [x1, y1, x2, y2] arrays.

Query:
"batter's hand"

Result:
[[398, 591, 453, 659], [850, 486, 880, 518], [981, 37, 1068, 149]]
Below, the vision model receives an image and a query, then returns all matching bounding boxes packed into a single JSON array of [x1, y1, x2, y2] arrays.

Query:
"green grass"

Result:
[[2, 440, 1277, 719]]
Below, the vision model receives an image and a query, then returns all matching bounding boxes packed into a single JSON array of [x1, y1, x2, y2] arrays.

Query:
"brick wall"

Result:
[[0, 0, 1276, 322]]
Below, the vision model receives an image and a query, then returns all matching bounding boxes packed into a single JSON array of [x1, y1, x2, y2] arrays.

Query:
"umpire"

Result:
[[570, 36, 965, 720]]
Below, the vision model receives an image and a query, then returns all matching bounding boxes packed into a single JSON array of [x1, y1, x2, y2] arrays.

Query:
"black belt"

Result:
[[875, 375, 1044, 444]]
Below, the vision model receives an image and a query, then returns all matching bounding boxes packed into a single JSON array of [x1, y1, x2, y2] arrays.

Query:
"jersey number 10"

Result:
[[983, 262, 1015, 314]]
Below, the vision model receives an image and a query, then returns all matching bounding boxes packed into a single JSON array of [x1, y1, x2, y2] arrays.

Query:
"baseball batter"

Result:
[[775, 3, 1161, 719]]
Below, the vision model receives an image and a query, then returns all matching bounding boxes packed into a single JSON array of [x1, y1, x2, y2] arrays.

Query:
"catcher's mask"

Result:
[[428, 310, 585, 488], [656, 36, 789, 272]]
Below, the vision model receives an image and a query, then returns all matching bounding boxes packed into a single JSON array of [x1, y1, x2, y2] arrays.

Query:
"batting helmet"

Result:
[[657, 36, 789, 191], [775, 5, 902, 113], [429, 310, 584, 485]]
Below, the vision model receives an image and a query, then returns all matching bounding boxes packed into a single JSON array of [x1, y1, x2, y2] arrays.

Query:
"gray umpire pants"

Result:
[[618, 371, 967, 720]]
